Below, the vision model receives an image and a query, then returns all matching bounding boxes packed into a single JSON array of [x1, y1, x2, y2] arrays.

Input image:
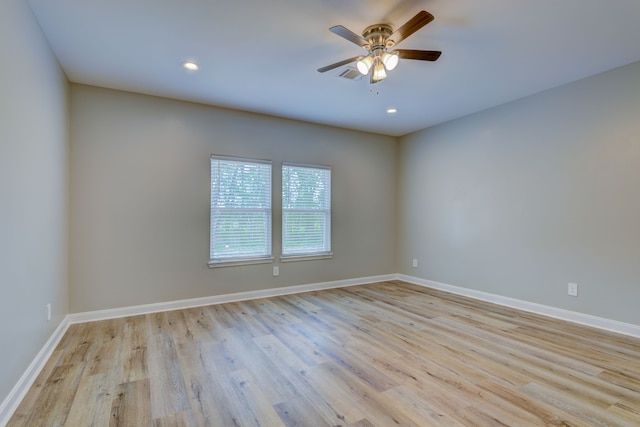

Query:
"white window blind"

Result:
[[282, 163, 331, 258], [210, 155, 272, 265]]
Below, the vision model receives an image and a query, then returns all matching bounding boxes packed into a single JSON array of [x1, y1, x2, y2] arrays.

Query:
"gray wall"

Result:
[[0, 0, 69, 406], [398, 61, 640, 325], [69, 85, 397, 312]]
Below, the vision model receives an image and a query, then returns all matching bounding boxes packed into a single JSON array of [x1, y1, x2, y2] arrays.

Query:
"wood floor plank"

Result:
[[64, 371, 113, 426], [207, 304, 240, 329], [308, 361, 417, 426], [303, 363, 368, 424], [522, 381, 633, 426], [272, 396, 332, 427], [381, 385, 466, 426], [217, 369, 286, 427], [152, 410, 200, 427], [9, 363, 85, 427], [218, 327, 302, 406], [110, 379, 152, 427], [178, 307, 219, 343], [117, 344, 148, 385], [7, 349, 64, 425], [607, 400, 640, 424], [475, 377, 590, 426], [268, 323, 329, 367], [9, 281, 640, 426], [175, 341, 245, 426], [148, 333, 190, 419]]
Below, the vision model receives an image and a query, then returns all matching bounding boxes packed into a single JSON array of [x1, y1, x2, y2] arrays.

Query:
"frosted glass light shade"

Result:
[[382, 52, 399, 70], [357, 56, 374, 75], [372, 61, 387, 82]]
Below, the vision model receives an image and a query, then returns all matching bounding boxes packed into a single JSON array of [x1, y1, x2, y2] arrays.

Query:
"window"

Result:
[[210, 155, 272, 266], [282, 163, 331, 259]]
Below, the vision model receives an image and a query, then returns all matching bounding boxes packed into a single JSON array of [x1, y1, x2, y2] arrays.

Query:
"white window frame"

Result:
[[209, 155, 273, 267], [281, 162, 332, 262]]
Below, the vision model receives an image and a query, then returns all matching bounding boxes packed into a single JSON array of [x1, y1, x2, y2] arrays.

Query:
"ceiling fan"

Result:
[[318, 10, 442, 84]]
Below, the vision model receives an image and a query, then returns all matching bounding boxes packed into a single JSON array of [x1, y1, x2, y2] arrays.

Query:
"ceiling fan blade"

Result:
[[329, 25, 369, 49], [317, 56, 363, 73], [389, 10, 434, 46], [396, 49, 441, 61]]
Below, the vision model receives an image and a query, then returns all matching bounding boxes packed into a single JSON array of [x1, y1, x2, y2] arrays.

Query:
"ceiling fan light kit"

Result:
[[382, 52, 399, 71], [371, 59, 387, 84], [318, 10, 442, 84], [356, 56, 374, 74]]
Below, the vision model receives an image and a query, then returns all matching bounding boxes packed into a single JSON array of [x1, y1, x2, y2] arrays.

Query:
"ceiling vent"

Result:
[[337, 67, 364, 81]]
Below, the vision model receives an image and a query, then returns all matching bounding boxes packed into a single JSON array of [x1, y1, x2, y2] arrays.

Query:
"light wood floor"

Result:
[[8, 281, 640, 426]]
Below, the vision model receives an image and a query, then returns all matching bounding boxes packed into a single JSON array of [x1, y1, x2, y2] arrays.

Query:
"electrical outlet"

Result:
[[273, 266, 279, 277], [412, 259, 418, 268], [568, 283, 578, 297], [46, 303, 52, 321]]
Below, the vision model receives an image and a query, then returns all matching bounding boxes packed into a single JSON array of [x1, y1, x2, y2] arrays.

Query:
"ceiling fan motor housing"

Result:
[[362, 24, 395, 51]]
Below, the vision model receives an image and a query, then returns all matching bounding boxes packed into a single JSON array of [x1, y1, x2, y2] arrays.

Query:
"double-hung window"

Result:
[[209, 155, 272, 266], [282, 163, 331, 259]]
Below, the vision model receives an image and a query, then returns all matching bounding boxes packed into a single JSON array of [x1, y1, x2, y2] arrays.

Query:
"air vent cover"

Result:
[[337, 67, 363, 80]]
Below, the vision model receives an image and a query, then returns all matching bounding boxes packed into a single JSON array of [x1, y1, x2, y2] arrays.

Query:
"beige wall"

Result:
[[0, 0, 69, 405], [398, 61, 640, 325], [69, 85, 397, 312]]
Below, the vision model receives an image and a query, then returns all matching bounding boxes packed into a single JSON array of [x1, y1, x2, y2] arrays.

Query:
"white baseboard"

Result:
[[0, 316, 70, 426], [398, 274, 640, 339], [67, 274, 397, 324]]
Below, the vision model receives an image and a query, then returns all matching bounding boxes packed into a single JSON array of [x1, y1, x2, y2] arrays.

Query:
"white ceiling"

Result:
[[27, 0, 640, 136]]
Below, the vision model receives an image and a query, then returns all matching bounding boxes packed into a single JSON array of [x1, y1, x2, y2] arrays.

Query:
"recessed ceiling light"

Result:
[[387, 108, 398, 114], [182, 61, 199, 71]]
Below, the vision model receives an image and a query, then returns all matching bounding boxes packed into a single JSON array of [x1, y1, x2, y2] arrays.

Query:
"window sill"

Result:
[[280, 252, 333, 263], [208, 257, 274, 268]]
